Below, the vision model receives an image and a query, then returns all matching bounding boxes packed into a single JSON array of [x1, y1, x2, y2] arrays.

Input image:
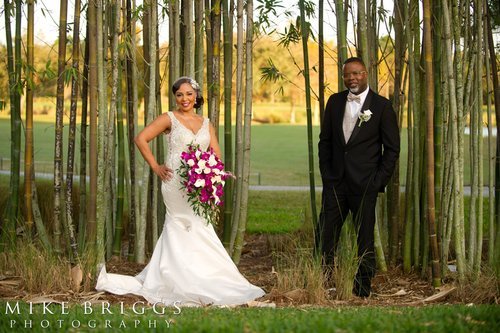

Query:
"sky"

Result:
[[0, 0, 393, 46]]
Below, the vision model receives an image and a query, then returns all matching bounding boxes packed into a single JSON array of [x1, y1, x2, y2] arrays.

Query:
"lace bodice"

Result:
[[165, 111, 210, 171]]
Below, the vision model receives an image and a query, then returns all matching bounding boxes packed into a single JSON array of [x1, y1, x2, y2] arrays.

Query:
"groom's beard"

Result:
[[349, 86, 360, 94]]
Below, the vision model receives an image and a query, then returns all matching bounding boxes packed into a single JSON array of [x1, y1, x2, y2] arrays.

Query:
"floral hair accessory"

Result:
[[189, 79, 200, 91]]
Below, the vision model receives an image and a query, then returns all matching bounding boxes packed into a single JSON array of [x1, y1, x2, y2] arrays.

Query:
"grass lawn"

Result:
[[0, 301, 498, 332], [246, 190, 321, 234], [0, 117, 495, 186]]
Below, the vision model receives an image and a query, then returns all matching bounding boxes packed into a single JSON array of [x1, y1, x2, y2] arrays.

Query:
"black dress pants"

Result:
[[315, 185, 378, 279]]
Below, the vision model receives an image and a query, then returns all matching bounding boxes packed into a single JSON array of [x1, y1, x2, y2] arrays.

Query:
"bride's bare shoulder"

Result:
[[155, 112, 173, 134]]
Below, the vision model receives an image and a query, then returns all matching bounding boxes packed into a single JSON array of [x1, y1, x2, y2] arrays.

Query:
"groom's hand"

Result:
[[153, 164, 173, 181]]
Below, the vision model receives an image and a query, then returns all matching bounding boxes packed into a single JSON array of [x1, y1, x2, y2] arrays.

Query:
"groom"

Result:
[[316, 57, 400, 297]]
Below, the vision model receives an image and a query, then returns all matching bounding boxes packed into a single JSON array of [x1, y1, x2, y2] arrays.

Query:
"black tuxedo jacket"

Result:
[[318, 89, 400, 194]]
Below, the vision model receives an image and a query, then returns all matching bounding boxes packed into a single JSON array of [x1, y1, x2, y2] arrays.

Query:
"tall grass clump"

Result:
[[0, 240, 72, 293], [0, 240, 98, 294], [333, 215, 360, 300], [268, 203, 328, 304], [453, 267, 499, 304]]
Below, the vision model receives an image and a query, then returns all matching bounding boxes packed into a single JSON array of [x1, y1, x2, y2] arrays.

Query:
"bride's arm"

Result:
[[135, 113, 173, 181], [208, 124, 223, 159]]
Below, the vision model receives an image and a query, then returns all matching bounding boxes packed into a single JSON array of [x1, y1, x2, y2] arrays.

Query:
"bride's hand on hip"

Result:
[[153, 164, 173, 181]]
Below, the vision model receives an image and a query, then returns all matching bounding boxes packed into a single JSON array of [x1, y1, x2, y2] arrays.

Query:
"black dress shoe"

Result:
[[353, 277, 371, 297]]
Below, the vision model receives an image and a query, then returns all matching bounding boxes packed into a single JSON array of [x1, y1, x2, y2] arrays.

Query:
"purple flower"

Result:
[[216, 185, 224, 198]]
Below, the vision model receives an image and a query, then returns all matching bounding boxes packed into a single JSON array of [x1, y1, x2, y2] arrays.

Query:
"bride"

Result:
[[96, 76, 265, 306]]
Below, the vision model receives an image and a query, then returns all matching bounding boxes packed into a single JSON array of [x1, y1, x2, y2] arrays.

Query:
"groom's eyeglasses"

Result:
[[342, 71, 367, 78]]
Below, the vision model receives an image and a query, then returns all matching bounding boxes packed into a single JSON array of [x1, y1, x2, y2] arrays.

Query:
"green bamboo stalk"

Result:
[[125, 0, 139, 261], [222, 0, 234, 247], [423, 0, 441, 286], [65, 0, 82, 262], [441, 90, 454, 274], [367, 0, 378, 90], [210, 0, 221, 135], [451, 0, 467, 277], [468, 47, 478, 270], [484, 2, 495, 267], [155, 15, 164, 240], [24, 0, 35, 238], [374, 200, 387, 272], [229, 0, 244, 255], [137, 0, 157, 264], [194, 0, 204, 115], [78, 19, 90, 253], [297, 0, 318, 233], [473, 0, 484, 275], [205, 0, 213, 119], [442, 0, 466, 280], [334, 0, 347, 90], [96, 0, 108, 264], [183, 0, 194, 77], [485, 4, 500, 272], [388, 0, 405, 265], [54, 0, 69, 255], [109, 0, 122, 258], [0, 0, 18, 251], [318, 0, 324, 123], [403, 0, 419, 272], [433, 0, 443, 264], [357, 0, 369, 68], [113, 57, 126, 257], [168, 0, 175, 111], [232, 0, 253, 264], [87, 0, 98, 251]]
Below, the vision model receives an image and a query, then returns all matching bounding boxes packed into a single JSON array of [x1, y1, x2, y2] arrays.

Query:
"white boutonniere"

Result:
[[358, 110, 372, 127]]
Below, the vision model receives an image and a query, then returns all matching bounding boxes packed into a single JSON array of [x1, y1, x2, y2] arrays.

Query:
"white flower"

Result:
[[213, 186, 220, 204], [197, 159, 206, 169], [194, 179, 205, 188], [212, 175, 222, 183], [213, 168, 221, 175], [187, 159, 195, 167], [203, 167, 212, 174], [358, 110, 373, 127], [208, 154, 217, 166], [195, 150, 202, 159]]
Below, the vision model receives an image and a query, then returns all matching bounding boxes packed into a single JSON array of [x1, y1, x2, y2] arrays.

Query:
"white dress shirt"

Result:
[[346, 86, 370, 119]]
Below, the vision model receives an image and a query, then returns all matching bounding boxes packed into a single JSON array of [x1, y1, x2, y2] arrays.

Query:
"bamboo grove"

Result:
[[0, 0, 257, 280], [0, 0, 499, 290]]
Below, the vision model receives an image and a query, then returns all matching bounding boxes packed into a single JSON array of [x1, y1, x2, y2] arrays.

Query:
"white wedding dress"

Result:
[[96, 111, 265, 306]]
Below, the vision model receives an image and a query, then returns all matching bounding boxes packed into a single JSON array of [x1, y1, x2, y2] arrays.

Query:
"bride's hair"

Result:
[[172, 76, 204, 109]]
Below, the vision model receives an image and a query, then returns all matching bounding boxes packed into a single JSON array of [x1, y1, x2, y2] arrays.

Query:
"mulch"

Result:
[[0, 234, 495, 307]]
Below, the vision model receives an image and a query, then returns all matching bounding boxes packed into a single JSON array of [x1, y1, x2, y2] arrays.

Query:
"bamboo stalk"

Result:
[[473, 0, 484, 275], [194, 0, 204, 115], [78, 19, 90, 253], [222, 0, 234, 247], [232, 0, 253, 264], [53, 0, 69, 254], [423, 0, 441, 286], [298, 0, 318, 231], [25, 0, 35, 238], [65, 0, 82, 262], [229, 0, 244, 254], [442, 0, 466, 280]]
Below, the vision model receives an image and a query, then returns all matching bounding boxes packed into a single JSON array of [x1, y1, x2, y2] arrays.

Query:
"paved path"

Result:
[[250, 185, 484, 196], [0, 171, 491, 196]]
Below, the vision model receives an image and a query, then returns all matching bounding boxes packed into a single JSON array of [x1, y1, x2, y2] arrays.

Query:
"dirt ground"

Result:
[[0, 234, 497, 306]]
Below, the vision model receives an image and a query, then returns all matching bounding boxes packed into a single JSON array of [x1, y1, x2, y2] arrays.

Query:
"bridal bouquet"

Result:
[[177, 143, 232, 225]]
